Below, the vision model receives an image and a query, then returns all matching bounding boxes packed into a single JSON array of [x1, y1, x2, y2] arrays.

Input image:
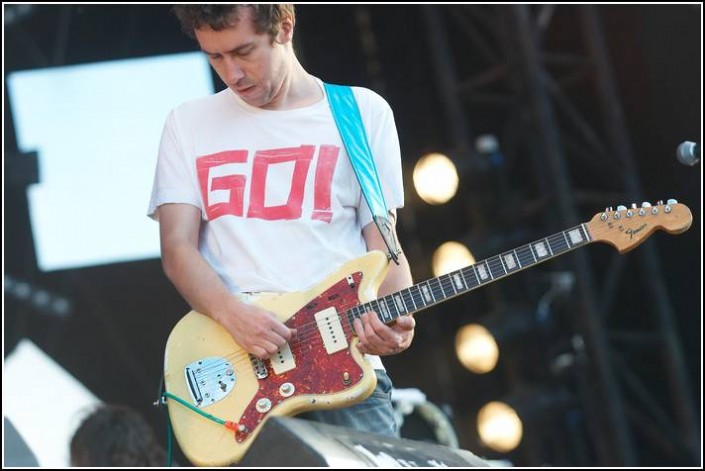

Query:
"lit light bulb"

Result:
[[413, 153, 459, 204]]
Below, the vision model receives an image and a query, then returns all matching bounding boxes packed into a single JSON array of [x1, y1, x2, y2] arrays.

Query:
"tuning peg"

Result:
[[667, 198, 678, 205], [613, 205, 627, 219], [641, 202, 652, 208], [656, 200, 664, 206]]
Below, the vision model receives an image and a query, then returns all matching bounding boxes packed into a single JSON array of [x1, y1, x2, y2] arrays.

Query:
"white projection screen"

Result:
[[7, 52, 214, 271]]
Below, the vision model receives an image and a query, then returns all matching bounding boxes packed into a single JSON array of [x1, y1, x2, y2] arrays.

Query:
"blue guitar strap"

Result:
[[324, 82, 401, 264]]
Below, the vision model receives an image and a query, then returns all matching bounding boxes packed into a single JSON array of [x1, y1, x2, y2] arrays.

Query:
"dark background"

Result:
[[4, 4, 701, 467]]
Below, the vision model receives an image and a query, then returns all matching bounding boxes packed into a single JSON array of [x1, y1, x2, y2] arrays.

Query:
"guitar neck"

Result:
[[347, 223, 593, 324]]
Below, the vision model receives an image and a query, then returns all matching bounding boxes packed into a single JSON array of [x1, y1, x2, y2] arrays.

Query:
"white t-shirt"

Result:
[[148, 80, 404, 295]]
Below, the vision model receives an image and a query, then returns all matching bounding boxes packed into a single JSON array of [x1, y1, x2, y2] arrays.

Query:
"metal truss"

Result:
[[421, 4, 698, 466]]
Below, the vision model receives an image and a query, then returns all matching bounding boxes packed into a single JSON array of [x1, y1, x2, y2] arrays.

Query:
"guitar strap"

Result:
[[324, 82, 401, 264]]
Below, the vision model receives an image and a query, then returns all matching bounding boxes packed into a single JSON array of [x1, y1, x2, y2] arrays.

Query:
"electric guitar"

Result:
[[163, 200, 692, 466]]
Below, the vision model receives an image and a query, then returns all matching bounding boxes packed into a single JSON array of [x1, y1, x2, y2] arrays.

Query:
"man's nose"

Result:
[[223, 57, 245, 83]]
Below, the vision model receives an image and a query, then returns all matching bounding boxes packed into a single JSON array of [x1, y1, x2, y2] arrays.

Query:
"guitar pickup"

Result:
[[315, 307, 349, 354], [270, 343, 296, 375], [250, 355, 269, 379]]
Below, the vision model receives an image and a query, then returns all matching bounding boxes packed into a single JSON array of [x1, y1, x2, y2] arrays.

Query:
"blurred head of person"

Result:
[[70, 404, 166, 467]]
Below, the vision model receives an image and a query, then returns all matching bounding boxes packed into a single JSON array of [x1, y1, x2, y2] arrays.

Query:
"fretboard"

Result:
[[345, 223, 592, 325]]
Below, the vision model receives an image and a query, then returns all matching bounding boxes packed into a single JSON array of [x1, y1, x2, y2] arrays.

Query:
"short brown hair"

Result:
[[172, 4, 295, 40], [70, 404, 166, 467]]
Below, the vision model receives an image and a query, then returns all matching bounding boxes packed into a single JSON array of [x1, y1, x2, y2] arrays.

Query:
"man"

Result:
[[149, 4, 414, 438]]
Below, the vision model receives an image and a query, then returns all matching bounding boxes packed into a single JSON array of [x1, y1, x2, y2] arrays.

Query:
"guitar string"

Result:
[[175, 208, 676, 388], [188, 229, 586, 382], [188, 229, 588, 381], [189, 229, 584, 384], [189, 209, 676, 380]]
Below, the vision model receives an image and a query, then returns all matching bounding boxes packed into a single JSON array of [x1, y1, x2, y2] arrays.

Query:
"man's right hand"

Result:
[[217, 301, 296, 360], [157, 203, 296, 360]]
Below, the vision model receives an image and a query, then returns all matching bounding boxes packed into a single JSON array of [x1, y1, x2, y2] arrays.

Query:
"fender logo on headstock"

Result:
[[625, 223, 647, 239], [606, 221, 648, 239]]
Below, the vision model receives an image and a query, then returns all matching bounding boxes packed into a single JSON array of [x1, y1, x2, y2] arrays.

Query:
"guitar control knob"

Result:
[[342, 371, 351, 385], [279, 382, 295, 397], [256, 398, 272, 413]]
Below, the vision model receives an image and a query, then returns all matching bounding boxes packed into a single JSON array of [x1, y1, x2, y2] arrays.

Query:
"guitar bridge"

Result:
[[184, 357, 236, 407]]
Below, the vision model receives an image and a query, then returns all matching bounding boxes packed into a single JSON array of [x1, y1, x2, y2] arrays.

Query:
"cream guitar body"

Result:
[[164, 251, 390, 467]]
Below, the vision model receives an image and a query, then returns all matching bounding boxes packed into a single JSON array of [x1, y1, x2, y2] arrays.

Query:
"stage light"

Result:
[[476, 387, 574, 454], [476, 401, 523, 453], [432, 241, 475, 276], [455, 307, 536, 374], [413, 152, 458, 204], [5, 274, 73, 319], [455, 323, 499, 374]]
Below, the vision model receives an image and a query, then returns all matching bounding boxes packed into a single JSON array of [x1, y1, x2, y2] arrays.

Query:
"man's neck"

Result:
[[263, 61, 322, 111]]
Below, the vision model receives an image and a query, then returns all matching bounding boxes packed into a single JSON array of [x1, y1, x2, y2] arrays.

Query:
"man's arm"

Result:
[[353, 214, 416, 356], [157, 203, 294, 359]]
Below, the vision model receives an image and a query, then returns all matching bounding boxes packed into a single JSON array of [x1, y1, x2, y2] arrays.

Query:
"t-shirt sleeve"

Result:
[[353, 89, 405, 228], [147, 109, 202, 220]]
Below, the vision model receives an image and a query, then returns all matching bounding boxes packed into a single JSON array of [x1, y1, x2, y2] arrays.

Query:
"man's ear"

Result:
[[276, 15, 294, 44]]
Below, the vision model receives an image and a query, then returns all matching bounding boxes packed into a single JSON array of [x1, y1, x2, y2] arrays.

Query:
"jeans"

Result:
[[296, 370, 398, 437]]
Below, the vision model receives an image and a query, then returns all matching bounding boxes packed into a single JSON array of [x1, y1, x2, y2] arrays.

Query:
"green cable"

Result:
[[163, 391, 228, 425], [161, 390, 236, 466], [164, 406, 173, 467]]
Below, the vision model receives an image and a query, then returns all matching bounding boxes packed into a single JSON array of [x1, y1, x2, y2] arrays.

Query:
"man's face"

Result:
[[195, 8, 290, 109]]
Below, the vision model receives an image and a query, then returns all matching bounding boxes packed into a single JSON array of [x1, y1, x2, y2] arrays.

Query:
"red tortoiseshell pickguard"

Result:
[[235, 272, 366, 442]]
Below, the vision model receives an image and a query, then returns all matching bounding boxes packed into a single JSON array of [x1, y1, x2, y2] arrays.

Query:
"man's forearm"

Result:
[[161, 242, 240, 324], [377, 250, 413, 299]]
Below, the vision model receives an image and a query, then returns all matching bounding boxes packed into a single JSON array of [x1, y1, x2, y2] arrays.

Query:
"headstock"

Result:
[[586, 200, 692, 253]]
